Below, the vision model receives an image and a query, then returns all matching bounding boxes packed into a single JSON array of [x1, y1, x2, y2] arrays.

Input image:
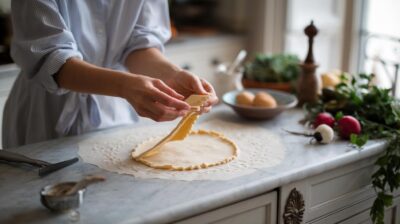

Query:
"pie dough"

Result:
[[132, 130, 238, 171], [134, 95, 209, 158], [131, 94, 239, 171]]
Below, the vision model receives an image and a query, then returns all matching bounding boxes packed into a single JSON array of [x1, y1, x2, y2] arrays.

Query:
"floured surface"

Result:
[[133, 130, 237, 170], [79, 120, 286, 180]]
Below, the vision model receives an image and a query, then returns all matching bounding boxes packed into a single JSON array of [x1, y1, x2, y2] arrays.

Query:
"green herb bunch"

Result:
[[244, 54, 300, 82], [304, 73, 400, 224]]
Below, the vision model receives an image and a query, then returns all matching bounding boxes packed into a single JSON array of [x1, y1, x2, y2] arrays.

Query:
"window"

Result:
[[284, 0, 346, 73], [359, 0, 400, 96]]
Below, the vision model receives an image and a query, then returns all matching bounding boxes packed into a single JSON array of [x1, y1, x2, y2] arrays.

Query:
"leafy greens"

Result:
[[304, 73, 400, 224], [244, 54, 300, 82]]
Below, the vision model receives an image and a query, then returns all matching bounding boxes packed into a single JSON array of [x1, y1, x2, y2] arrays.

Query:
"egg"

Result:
[[235, 91, 255, 106], [253, 92, 277, 108]]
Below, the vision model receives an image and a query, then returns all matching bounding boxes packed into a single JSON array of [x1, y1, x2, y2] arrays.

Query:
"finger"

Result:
[[137, 105, 176, 122], [200, 106, 212, 114], [128, 96, 183, 121], [200, 78, 214, 93], [150, 88, 190, 110], [153, 79, 185, 100], [149, 102, 183, 122], [135, 107, 155, 120], [206, 94, 219, 106], [200, 79, 219, 107], [190, 76, 208, 95]]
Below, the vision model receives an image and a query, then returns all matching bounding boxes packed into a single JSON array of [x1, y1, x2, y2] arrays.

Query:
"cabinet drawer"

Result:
[[176, 191, 277, 224], [338, 195, 400, 224], [308, 195, 376, 224], [280, 156, 381, 223], [307, 164, 376, 219]]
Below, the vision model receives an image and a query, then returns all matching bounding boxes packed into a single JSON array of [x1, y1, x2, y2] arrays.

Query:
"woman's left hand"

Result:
[[166, 70, 218, 113]]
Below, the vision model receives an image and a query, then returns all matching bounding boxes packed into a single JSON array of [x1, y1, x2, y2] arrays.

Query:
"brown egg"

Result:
[[253, 92, 277, 108], [236, 91, 255, 106]]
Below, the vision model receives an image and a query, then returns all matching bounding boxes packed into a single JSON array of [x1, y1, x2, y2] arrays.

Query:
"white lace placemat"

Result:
[[78, 120, 286, 181]]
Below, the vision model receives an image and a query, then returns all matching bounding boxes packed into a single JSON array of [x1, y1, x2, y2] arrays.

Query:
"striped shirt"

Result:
[[2, 0, 171, 148]]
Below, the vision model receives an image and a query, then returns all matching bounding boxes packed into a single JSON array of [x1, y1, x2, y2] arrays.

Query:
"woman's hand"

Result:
[[166, 70, 218, 113], [120, 74, 191, 122], [124, 48, 218, 113]]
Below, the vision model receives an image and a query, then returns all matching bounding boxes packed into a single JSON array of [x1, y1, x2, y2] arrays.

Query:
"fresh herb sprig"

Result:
[[304, 73, 400, 224]]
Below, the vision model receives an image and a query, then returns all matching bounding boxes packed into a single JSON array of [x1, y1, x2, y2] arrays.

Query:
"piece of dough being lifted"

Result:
[[131, 95, 239, 171]]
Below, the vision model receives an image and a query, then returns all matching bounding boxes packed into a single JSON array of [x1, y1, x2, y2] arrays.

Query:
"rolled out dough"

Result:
[[132, 130, 238, 171], [132, 94, 239, 171], [79, 119, 286, 181], [135, 94, 210, 159]]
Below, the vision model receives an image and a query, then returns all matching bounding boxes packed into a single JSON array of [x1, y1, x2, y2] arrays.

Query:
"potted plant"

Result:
[[242, 54, 300, 92]]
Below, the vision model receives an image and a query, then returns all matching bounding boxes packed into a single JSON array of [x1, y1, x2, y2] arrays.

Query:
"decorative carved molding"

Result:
[[283, 188, 305, 224]]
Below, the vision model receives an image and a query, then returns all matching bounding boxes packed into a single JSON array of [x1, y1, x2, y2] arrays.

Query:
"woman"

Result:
[[2, 0, 217, 148]]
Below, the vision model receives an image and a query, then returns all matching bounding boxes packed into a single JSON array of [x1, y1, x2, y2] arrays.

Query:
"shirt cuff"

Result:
[[35, 48, 83, 95], [121, 34, 165, 65]]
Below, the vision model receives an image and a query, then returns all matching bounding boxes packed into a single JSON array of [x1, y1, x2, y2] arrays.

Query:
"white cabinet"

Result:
[[279, 155, 400, 224], [176, 154, 397, 224], [176, 191, 277, 224], [339, 195, 400, 224]]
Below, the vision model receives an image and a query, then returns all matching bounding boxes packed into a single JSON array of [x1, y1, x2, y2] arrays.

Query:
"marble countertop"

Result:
[[0, 64, 19, 75], [0, 106, 386, 224], [0, 64, 19, 91]]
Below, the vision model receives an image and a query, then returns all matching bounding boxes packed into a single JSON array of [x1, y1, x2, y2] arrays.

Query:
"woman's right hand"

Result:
[[120, 74, 191, 122]]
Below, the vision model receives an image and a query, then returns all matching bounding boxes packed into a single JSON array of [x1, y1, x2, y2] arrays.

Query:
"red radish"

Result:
[[337, 116, 361, 139], [314, 112, 335, 128]]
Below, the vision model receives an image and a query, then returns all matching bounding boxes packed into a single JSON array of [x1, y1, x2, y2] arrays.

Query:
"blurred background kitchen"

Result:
[[0, 0, 399, 147]]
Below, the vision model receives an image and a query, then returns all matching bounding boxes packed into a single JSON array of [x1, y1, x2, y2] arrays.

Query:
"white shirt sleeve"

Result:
[[121, 0, 172, 64], [10, 0, 83, 95]]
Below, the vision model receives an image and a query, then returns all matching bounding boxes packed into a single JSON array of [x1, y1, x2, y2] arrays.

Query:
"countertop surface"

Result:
[[0, 106, 386, 224]]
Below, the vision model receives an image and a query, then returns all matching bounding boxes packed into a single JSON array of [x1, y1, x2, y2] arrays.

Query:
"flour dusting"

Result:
[[78, 120, 285, 180]]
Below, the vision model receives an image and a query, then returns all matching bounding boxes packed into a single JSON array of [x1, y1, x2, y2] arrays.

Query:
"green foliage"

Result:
[[244, 54, 300, 82], [350, 134, 369, 148], [335, 111, 344, 120], [303, 73, 400, 224]]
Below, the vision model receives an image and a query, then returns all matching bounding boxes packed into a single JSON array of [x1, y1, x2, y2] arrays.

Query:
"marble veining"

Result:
[[0, 106, 386, 224]]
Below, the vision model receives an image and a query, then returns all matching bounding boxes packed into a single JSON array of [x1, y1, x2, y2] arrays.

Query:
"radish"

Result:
[[285, 124, 334, 144], [337, 116, 361, 139], [315, 125, 335, 144], [314, 112, 335, 128]]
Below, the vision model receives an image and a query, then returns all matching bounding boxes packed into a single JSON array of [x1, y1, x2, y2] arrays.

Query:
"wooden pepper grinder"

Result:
[[297, 21, 320, 106]]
